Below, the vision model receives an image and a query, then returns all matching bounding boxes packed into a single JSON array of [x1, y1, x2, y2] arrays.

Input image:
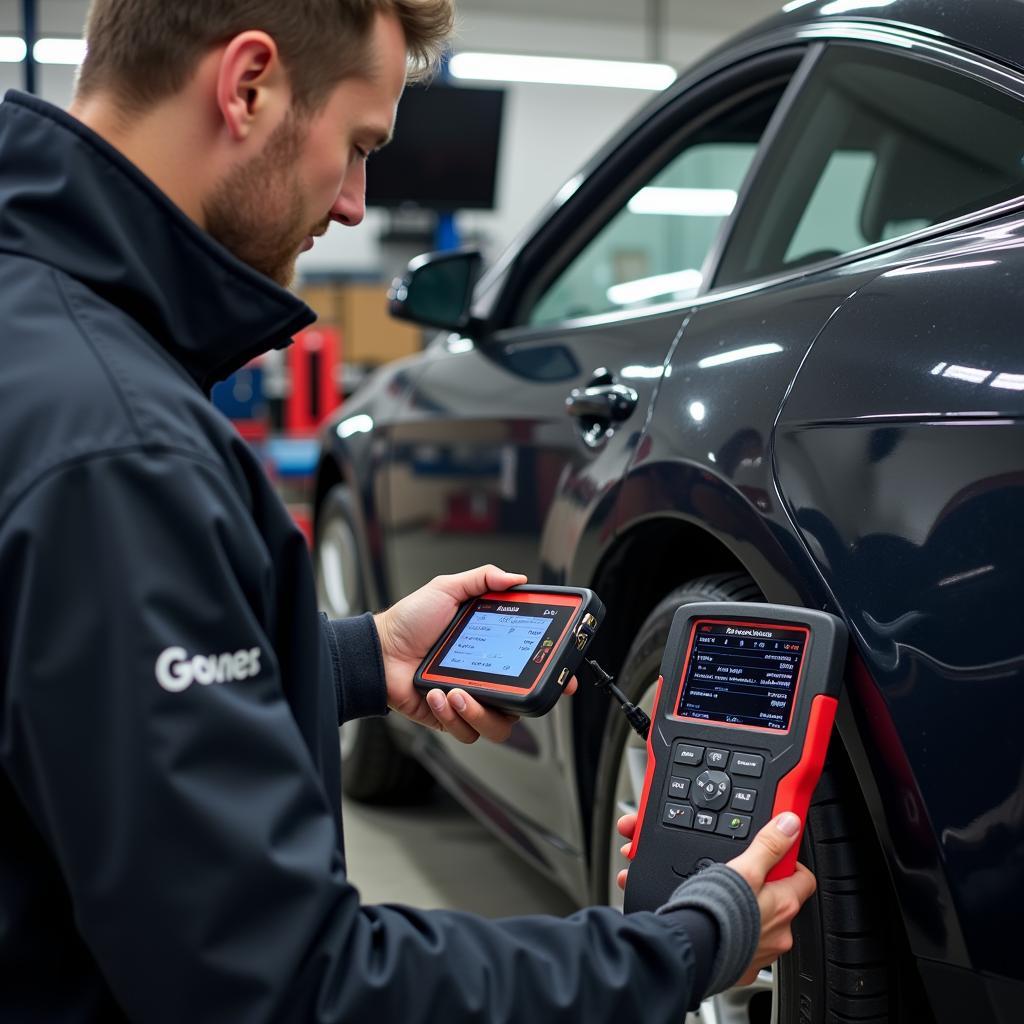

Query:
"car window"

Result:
[[526, 84, 789, 327], [715, 46, 1024, 287]]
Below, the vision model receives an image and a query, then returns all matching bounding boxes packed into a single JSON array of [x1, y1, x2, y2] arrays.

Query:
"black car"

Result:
[[313, 2, 1024, 1021]]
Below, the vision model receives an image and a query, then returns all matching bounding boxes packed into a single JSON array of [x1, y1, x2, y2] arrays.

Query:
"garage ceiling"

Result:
[[459, 0, 785, 36], [7, 0, 789, 43]]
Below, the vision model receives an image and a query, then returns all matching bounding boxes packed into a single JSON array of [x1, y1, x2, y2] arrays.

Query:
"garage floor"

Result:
[[342, 791, 577, 917]]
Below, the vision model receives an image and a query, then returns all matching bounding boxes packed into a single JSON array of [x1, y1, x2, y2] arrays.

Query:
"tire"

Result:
[[315, 483, 433, 805], [589, 573, 891, 1023], [777, 754, 891, 1024]]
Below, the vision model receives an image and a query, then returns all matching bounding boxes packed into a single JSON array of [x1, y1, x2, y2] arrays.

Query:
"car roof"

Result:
[[729, 0, 1024, 74]]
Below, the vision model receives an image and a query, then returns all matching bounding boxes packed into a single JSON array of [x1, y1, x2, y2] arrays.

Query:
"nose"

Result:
[[331, 161, 366, 228]]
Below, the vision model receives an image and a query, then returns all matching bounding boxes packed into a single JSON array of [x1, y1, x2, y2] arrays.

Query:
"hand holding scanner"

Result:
[[624, 602, 847, 913], [414, 586, 604, 717]]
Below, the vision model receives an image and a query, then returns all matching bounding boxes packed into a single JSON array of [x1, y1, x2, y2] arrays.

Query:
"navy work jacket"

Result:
[[0, 92, 699, 1023]]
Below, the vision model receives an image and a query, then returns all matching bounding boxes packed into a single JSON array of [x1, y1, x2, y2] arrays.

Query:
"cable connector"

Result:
[[580, 657, 650, 741]]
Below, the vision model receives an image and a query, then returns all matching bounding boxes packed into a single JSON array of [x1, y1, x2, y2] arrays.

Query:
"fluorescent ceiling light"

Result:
[[336, 414, 374, 439], [554, 175, 584, 205], [798, 24, 913, 47], [0, 36, 86, 65], [943, 365, 990, 384], [620, 364, 665, 380], [820, 0, 895, 14], [990, 372, 1024, 391], [449, 52, 676, 91], [698, 343, 784, 369], [0, 37, 27, 63], [607, 269, 702, 306], [33, 38, 87, 65], [889, 260, 997, 277], [629, 186, 737, 218]]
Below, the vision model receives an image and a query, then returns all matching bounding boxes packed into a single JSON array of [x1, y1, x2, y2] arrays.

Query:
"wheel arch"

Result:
[[313, 451, 347, 532], [569, 506, 897, 893], [311, 439, 385, 612], [570, 514, 755, 847]]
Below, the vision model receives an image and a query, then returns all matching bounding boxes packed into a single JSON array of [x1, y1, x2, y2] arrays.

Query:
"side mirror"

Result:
[[389, 249, 483, 332]]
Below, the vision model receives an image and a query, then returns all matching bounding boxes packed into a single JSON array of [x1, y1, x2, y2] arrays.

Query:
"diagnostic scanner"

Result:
[[414, 586, 605, 717], [624, 602, 847, 913]]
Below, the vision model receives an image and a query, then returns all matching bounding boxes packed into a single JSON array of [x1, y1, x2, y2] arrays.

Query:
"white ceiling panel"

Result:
[[458, 0, 786, 34], [2, 0, 789, 39]]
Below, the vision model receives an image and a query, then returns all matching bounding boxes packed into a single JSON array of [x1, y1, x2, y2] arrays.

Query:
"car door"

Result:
[[381, 49, 806, 891]]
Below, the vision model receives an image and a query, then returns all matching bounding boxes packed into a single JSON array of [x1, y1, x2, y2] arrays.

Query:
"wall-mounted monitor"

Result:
[[366, 83, 505, 211]]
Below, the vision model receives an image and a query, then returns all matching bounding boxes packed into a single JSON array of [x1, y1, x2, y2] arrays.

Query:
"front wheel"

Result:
[[589, 574, 890, 1023]]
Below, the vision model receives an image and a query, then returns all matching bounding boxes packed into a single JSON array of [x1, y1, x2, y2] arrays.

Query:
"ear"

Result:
[[215, 31, 288, 142]]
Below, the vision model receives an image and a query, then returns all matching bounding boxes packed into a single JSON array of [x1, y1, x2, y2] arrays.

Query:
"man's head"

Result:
[[73, 0, 454, 285]]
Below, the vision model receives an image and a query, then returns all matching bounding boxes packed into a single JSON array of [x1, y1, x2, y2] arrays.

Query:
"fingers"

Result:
[[390, 689, 444, 732], [564, 675, 579, 696], [448, 689, 520, 743], [738, 859, 818, 978], [615, 813, 638, 887], [788, 862, 817, 904], [727, 812, 802, 889], [435, 565, 528, 603], [616, 812, 638, 840], [425, 688, 519, 744]]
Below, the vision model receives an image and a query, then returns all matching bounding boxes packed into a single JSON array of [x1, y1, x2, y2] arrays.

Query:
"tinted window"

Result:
[[716, 47, 1024, 287], [527, 84, 788, 327]]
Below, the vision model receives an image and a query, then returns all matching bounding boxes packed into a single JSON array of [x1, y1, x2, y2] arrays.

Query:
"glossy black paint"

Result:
[[775, 228, 1024, 978], [373, 312, 688, 895], [316, 3, 1024, 1016]]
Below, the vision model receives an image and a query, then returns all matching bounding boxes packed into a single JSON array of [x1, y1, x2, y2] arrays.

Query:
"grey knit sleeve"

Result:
[[655, 864, 760, 996]]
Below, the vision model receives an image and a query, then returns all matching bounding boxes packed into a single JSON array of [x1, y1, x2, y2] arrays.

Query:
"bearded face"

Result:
[[203, 113, 330, 288]]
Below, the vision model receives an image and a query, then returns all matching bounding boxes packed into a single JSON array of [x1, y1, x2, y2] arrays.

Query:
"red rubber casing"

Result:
[[766, 693, 838, 882]]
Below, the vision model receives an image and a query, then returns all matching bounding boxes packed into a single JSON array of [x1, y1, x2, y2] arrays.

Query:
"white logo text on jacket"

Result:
[[155, 646, 263, 693]]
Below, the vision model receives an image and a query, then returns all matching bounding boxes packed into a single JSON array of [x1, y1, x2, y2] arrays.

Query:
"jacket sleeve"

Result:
[[320, 613, 389, 725], [0, 448, 703, 1024]]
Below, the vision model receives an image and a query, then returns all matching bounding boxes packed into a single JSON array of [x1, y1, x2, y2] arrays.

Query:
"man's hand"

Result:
[[374, 565, 577, 744], [615, 810, 816, 985], [725, 812, 817, 984]]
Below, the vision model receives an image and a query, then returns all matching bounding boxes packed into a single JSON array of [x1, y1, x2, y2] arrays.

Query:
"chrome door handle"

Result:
[[565, 383, 639, 423]]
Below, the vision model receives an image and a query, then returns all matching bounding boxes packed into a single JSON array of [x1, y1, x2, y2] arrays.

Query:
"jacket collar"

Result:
[[0, 91, 315, 390]]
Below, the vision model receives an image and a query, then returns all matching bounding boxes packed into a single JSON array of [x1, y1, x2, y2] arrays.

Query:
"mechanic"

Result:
[[0, 1, 816, 1021]]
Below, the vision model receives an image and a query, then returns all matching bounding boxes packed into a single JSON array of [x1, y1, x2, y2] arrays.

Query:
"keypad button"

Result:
[[667, 776, 691, 800], [716, 813, 751, 839], [692, 769, 731, 811], [662, 802, 694, 829], [705, 748, 729, 768], [674, 743, 705, 766], [729, 752, 764, 777], [694, 810, 717, 832], [731, 788, 757, 812]]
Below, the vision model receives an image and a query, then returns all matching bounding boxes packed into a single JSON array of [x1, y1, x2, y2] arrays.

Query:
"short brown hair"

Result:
[[77, 0, 455, 113]]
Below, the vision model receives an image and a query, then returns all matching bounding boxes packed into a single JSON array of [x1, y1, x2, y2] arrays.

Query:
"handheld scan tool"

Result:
[[624, 602, 847, 913], [414, 586, 605, 717]]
